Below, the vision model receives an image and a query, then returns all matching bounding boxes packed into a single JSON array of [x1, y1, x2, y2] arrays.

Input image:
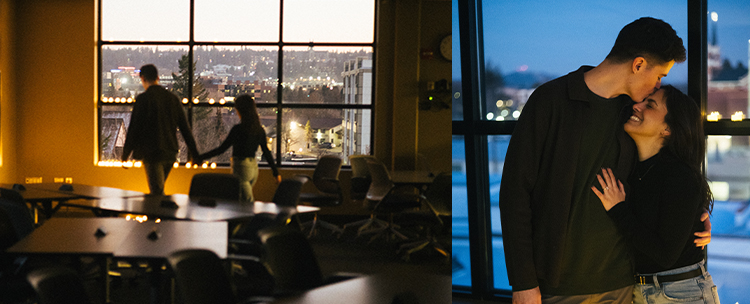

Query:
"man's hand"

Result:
[[694, 211, 712, 249], [513, 287, 541, 304]]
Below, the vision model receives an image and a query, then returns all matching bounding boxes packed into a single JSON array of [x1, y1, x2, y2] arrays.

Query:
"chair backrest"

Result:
[[258, 226, 323, 293], [271, 178, 304, 207], [423, 172, 452, 216], [167, 249, 237, 304], [189, 173, 242, 201], [348, 155, 375, 200], [26, 266, 94, 304], [364, 158, 395, 203], [311, 155, 342, 195]]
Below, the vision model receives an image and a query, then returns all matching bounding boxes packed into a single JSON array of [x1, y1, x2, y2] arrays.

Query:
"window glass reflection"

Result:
[[452, 135, 471, 287], [480, 1, 687, 121]]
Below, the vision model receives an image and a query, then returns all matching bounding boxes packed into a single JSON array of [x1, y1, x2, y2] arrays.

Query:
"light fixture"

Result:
[[731, 111, 745, 121]]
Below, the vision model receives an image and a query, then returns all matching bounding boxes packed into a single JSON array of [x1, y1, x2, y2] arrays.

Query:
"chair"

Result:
[[189, 173, 242, 201], [348, 154, 376, 201], [257, 226, 355, 295], [358, 158, 422, 243], [167, 249, 238, 304], [397, 172, 452, 261], [26, 266, 94, 304], [297, 155, 344, 237], [229, 178, 305, 258]]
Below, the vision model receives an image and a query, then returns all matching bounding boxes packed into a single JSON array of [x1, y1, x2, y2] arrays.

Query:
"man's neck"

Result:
[[142, 80, 158, 91], [583, 61, 630, 99]]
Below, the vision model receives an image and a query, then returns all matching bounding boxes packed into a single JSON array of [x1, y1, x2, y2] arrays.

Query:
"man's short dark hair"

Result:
[[139, 64, 158, 82], [606, 17, 686, 65]]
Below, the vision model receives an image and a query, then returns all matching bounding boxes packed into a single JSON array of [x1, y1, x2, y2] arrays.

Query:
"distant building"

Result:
[[341, 57, 372, 159]]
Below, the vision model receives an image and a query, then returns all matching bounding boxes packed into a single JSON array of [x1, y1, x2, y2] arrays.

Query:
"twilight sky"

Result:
[[453, 0, 750, 84]]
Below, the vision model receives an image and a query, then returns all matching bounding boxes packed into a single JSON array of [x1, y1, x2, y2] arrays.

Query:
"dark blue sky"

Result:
[[453, 0, 750, 85]]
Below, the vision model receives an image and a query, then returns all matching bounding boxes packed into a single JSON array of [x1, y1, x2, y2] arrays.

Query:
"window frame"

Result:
[[453, 0, 726, 300], [96, 0, 377, 168]]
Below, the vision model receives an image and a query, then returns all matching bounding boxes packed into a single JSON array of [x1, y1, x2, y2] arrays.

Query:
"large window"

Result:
[[98, 0, 375, 167], [454, 0, 750, 301]]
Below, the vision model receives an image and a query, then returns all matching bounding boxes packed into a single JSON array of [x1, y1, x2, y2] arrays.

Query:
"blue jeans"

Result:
[[143, 160, 173, 195], [232, 157, 258, 202], [633, 260, 720, 304]]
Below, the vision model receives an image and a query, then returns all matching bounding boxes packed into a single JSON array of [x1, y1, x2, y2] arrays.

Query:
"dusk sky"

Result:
[[453, 0, 750, 84]]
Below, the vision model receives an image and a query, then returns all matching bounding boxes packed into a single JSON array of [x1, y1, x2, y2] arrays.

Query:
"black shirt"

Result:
[[200, 122, 279, 177], [607, 151, 705, 274]]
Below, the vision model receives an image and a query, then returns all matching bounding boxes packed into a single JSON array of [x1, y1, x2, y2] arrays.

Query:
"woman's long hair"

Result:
[[660, 85, 713, 213], [234, 94, 263, 132]]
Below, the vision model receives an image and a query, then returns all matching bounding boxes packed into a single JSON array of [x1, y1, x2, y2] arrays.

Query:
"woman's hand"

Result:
[[591, 168, 626, 211]]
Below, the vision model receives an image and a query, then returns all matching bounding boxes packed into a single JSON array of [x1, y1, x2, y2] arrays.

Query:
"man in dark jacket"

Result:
[[121, 64, 200, 195], [499, 17, 711, 303]]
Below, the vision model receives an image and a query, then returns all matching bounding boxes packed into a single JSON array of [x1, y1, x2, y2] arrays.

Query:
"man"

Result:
[[121, 64, 200, 195], [498, 17, 711, 303]]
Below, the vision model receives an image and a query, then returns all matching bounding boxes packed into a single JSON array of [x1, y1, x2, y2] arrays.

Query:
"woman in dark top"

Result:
[[593, 85, 719, 304], [200, 94, 281, 202]]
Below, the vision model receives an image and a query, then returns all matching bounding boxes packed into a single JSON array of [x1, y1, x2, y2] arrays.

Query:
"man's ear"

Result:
[[632, 57, 647, 73]]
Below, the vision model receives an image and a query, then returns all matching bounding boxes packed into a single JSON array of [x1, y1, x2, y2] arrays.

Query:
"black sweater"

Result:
[[200, 122, 279, 177], [607, 151, 705, 274]]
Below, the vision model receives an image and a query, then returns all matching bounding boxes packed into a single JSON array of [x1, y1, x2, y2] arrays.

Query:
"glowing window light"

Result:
[[707, 111, 722, 121], [731, 111, 745, 121]]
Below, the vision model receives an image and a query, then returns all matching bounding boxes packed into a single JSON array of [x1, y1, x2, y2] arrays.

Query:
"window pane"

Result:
[[480, 1, 687, 121], [282, 47, 372, 105], [193, 107, 278, 165], [451, 0, 462, 121], [195, 0, 280, 42], [100, 105, 133, 162], [276, 108, 369, 165], [101, 45, 188, 101], [706, 135, 750, 302], [282, 0, 374, 43], [101, 0, 188, 41], [488, 135, 511, 290], [452, 135, 471, 287], [706, 2, 750, 121], [193, 46, 279, 105]]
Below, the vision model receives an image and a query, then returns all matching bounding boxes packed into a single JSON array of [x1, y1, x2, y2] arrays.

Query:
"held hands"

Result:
[[513, 287, 541, 304], [591, 168, 626, 211], [695, 212, 712, 249]]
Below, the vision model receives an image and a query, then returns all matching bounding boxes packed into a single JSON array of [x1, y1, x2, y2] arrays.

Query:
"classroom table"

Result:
[[62, 193, 320, 222], [269, 270, 451, 304], [0, 183, 147, 221], [389, 170, 435, 188], [8, 217, 228, 304]]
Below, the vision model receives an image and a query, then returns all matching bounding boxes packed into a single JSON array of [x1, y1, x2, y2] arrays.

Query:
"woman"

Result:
[[200, 94, 281, 202], [592, 85, 719, 304]]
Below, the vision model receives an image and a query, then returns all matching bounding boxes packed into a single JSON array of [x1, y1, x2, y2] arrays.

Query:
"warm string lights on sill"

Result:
[[101, 97, 134, 104], [706, 111, 746, 122], [103, 97, 229, 105], [731, 111, 745, 121], [98, 160, 217, 169]]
